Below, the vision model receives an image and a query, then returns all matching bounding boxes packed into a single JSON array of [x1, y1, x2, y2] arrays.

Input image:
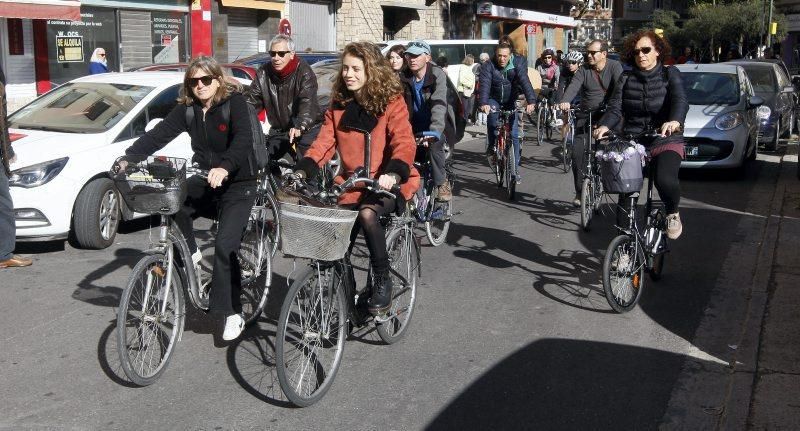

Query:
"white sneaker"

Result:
[[222, 314, 244, 341], [666, 213, 683, 240]]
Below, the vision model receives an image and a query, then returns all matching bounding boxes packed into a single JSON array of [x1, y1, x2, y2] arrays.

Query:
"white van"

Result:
[[380, 39, 498, 67]]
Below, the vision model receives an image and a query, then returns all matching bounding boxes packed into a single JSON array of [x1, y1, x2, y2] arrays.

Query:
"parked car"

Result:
[[127, 62, 258, 80], [725, 59, 796, 150], [676, 64, 764, 171], [235, 51, 340, 69], [6, 72, 257, 248]]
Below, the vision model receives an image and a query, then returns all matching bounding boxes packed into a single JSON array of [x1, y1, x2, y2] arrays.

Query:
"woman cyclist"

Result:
[[536, 48, 560, 109], [294, 42, 419, 314], [593, 29, 689, 240], [123, 56, 258, 341]]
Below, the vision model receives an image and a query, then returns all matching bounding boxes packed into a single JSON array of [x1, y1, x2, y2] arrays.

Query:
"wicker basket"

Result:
[[278, 201, 358, 261]]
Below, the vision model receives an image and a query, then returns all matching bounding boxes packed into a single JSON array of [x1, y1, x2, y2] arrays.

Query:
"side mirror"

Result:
[[782, 85, 796, 94], [748, 95, 765, 107], [144, 118, 163, 132]]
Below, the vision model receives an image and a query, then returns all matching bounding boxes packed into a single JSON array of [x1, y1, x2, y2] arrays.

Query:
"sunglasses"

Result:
[[586, 50, 604, 56], [633, 47, 654, 56], [544, 56, 552, 59], [188, 75, 214, 87], [568, 60, 579, 65], [269, 50, 290, 58], [98, 53, 106, 57]]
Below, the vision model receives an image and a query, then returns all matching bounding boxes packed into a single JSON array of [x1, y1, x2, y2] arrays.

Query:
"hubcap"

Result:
[[99, 189, 120, 240]]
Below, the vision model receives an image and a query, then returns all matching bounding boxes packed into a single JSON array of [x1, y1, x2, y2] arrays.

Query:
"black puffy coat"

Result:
[[600, 63, 689, 147]]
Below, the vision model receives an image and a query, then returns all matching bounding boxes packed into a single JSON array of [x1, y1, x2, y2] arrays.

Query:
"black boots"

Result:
[[367, 269, 393, 314]]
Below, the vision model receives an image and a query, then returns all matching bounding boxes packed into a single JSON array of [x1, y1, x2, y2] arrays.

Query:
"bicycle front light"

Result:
[[9, 157, 69, 188], [756, 106, 771, 120], [715, 112, 744, 131]]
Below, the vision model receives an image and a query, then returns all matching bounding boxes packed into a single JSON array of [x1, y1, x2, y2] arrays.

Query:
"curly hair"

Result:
[[622, 29, 671, 66], [331, 41, 403, 117], [177, 55, 240, 106]]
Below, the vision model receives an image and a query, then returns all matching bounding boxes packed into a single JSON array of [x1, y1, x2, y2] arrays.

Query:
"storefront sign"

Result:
[[152, 12, 186, 63], [477, 2, 493, 15], [479, 4, 576, 27], [56, 35, 84, 62], [526, 23, 536, 35]]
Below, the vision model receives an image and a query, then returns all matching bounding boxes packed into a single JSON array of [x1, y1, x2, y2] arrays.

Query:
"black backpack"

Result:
[[442, 71, 466, 145], [184, 96, 268, 175]]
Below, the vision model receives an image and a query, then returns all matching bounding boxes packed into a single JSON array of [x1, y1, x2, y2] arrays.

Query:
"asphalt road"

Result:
[[0, 125, 782, 430]]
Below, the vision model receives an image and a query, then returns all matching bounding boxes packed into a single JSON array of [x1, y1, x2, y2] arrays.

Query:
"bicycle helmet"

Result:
[[565, 51, 583, 64]]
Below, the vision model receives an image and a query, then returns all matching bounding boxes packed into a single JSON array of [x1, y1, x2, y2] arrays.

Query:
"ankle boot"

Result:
[[367, 270, 393, 314]]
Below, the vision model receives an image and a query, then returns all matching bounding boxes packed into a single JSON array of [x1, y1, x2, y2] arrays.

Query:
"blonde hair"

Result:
[[177, 56, 241, 106], [331, 42, 402, 116]]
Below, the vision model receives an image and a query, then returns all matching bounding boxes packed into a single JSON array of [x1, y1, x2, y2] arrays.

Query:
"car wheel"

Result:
[[73, 178, 120, 249], [765, 119, 779, 151]]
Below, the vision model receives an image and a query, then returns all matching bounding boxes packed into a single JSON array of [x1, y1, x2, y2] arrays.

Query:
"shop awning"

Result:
[[380, 1, 427, 11], [0, 0, 81, 21], [220, 0, 284, 12]]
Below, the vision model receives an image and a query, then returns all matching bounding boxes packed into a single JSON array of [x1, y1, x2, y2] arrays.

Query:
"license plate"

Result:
[[687, 146, 699, 156]]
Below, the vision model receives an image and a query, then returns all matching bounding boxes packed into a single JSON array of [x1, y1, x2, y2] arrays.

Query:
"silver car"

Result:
[[677, 64, 764, 169]]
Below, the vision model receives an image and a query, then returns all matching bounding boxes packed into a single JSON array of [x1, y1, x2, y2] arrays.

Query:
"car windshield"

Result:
[[681, 72, 740, 105], [9, 82, 154, 133], [743, 66, 776, 93]]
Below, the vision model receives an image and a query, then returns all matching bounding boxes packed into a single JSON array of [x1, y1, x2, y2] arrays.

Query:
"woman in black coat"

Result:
[[594, 29, 689, 240], [124, 56, 257, 341]]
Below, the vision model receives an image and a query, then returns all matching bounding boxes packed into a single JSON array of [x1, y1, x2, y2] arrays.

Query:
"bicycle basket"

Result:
[[112, 156, 188, 215], [278, 201, 358, 261], [597, 140, 645, 194]]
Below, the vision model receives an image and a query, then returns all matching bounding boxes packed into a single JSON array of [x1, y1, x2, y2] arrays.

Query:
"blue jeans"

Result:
[[0, 167, 15, 260], [485, 99, 521, 169]]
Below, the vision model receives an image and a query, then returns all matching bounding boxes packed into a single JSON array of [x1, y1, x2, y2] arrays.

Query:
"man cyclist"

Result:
[[246, 34, 323, 172], [400, 39, 455, 201], [557, 39, 623, 206], [479, 40, 536, 184]]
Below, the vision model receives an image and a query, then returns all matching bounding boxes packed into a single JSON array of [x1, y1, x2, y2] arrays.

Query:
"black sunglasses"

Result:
[[269, 50, 290, 58], [98, 53, 106, 57], [586, 50, 604, 56], [633, 47, 654, 56], [568, 60, 579, 65], [544, 55, 552, 59], [188, 75, 214, 87]]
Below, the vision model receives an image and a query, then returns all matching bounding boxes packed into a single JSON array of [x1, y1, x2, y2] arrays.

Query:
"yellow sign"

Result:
[[56, 35, 83, 63], [771, 22, 778, 35]]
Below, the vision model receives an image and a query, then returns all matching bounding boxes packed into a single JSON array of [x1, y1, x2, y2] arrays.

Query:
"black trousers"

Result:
[[617, 150, 682, 222], [348, 194, 396, 274], [266, 124, 321, 168], [173, 175, 257, 315]]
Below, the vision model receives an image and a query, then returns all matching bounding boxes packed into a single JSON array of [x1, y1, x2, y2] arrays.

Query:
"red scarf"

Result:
[[270, 55, 300, 79]]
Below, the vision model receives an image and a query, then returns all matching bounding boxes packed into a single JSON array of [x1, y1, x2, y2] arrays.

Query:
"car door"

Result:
[[113, 84, 192, 160], [740, 69, 759, 144], [774, 65, 794, 134]]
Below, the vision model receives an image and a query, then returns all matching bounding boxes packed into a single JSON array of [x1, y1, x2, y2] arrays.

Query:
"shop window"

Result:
[[8, 19, 24, 55]]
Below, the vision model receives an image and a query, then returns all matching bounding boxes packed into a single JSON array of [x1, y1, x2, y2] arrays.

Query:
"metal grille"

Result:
[[278, 201, 357, 261]]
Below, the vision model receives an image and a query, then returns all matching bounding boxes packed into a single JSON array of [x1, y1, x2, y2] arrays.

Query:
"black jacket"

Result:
[[246, 58, 323, 132], [125, 93, 256, 182], [600, 63, 689, 147]]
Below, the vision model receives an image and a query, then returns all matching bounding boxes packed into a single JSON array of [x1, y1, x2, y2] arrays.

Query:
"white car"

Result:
[[7, 71, 256, 249]]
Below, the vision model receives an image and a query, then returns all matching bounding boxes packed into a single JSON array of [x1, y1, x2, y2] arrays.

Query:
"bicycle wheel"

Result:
[[426, 181, 453, 246], [506, 141, 516, 200], [495, 133, 505, 188], [238, 206, 272, 325], [562, 127, 574, 173], [602, 235, 645, 313], [593, 174, 604, 213], [117, 254, 185, 386], [545, 109, 553, 141], [580, 178, 594, 231], [276, 264, 347, 407], [376, 227, 419, 344], [536, 106, 546, 145]]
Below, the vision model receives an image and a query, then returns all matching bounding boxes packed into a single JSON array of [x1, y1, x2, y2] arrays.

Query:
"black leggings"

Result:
[[617, 150, 682, 219], [348, 194, 396, 274]]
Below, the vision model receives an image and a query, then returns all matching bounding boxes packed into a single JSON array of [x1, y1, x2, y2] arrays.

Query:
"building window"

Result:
[[8, 18, 24, 55]]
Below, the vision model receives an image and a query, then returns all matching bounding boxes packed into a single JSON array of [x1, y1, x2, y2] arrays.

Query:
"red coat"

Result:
[[305, 96, 420, 205]]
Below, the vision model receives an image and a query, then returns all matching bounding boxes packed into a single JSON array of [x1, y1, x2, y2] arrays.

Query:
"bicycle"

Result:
[[576, 108, 604, 231], [535, 93, 556, 145], [414, 135, 454, 246], [487, 108, 521, 200], [558, 107, 575, 174], [274, 173, 420, 407], [112, 156, 271, 386], [599, 132, 668, 313]]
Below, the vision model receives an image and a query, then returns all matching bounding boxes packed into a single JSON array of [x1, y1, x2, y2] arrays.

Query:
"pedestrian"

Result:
[[88, 48, 109, 75], [455, 55, 476, 125], [475, 53, 490, 125], [0, 66, 33, 269], [385, 44, 406, 74]]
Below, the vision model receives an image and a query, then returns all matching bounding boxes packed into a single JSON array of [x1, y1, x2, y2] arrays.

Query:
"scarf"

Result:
[[269, 55, 300, 80], [544, 62, 557, 81]]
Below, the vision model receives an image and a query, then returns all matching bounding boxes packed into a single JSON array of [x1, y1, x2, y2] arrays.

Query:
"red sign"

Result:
[[526, 24, 537, 35], [279, 18, 291, 36]]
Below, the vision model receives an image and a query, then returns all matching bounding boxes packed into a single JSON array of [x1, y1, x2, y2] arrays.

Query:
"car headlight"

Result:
[[756, 106, 771, 120], [9, 157, 69, 188], [715, 112, 745, 131]]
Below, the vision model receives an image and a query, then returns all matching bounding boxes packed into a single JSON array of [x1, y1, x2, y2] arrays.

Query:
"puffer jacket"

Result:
[[600, 63, 689, 148], [0, 69, 14, 176], [478, 54, 536, 107], [246, 57, 323, 132]]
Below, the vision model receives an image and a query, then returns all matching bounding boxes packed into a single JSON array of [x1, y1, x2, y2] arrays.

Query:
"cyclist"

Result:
[[478, 39, 537, 183], [556, 50, 584, 137], [399, 39, 454, 201], [294, 42, 419, 314], [123, 56, 258, 341], [593, 29, 689, 240], [557, 39, 624, 206], [246, 34, 323, 169], [536, 48, 560, 114]]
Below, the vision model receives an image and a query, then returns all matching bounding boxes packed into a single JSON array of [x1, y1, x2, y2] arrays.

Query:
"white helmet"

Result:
[[565, 51, 584, 64]]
